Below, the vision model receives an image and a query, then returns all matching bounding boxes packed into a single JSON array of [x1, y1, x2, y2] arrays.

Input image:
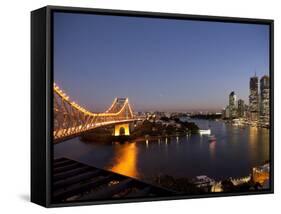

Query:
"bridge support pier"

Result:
[[114, 123, 130, 136]]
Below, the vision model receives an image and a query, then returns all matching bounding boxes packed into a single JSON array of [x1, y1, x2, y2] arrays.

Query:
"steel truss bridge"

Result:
[[53, 83, 140, 143]]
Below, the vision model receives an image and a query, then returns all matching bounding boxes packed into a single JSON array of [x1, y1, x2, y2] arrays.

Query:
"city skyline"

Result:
[[54, 12, 270, 112]]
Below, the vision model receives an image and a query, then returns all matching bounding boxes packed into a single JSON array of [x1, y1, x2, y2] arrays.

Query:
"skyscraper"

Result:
[[229, 91, 237, 119], [260, 75, 270, 123], [222, 106, 230, 119], [237, 99, 245, 118], [249, 75, 259, 121]]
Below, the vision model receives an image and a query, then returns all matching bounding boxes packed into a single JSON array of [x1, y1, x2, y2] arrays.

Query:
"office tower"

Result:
[[229, 91, 237, 119], [260, 75, 270, 123], [237, 99, 245, 118], [249, 75, 259, 121]]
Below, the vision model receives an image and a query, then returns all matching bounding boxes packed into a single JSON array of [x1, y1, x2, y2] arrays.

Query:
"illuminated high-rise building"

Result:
[[229, 91, 237, 119], [249, 75, 259, 121], [260, 75, 270, 123], [237, 99, 245, 118], [222, 106, 230, 119]]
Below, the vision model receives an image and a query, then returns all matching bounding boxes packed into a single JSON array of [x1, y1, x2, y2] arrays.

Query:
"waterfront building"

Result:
[[249, 75, 259, 121], [222, 106, 230, 119], [237, 99, 245, 118], [229, 91, 237, 119], [252, 163, 270, 186], [244, 104, 250, 119], [226, 106, 230, 118], [221, 108, 226, 119], [260, 75, 270, 124], [192, 175, 215, 188]]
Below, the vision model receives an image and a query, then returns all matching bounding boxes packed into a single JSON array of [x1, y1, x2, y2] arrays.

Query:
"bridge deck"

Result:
[[53, 118, 142, 144], [52, 157, 174, 203]]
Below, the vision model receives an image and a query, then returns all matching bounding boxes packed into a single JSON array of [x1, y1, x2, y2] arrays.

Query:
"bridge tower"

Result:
[[114, 123, 130, 136]]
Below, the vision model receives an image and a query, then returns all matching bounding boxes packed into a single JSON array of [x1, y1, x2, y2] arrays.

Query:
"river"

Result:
[[54, 119, 270, 181]]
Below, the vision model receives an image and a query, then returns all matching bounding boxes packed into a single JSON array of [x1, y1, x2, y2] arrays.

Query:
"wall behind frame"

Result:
[[0, 0, 280, 213]]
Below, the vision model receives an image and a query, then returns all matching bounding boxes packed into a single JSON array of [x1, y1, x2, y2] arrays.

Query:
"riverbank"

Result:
[[150, 161, 270, 194], [81, 119, 199, 143]]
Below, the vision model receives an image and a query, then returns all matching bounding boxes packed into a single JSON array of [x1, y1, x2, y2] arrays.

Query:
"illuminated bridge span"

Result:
[[53, 83, 140, 143]]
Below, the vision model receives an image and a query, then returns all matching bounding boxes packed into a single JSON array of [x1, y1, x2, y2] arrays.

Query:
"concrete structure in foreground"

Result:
[[52, 157, 174, 203]]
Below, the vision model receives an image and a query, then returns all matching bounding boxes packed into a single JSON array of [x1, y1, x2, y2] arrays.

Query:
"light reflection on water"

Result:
[[209, 141, 216, 160], [108, 142, 138, 178], [54, 119, 270, 180]]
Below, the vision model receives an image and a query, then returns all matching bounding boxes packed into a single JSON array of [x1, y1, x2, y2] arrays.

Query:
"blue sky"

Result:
[[54, 12, 269, 112]]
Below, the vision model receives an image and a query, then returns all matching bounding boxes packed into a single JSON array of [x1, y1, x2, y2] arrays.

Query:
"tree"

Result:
[[221, 179, 235, 192]]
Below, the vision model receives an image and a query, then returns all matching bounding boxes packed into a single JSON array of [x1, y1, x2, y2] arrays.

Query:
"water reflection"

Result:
[[146, 139, 149, 148], [108, 142, 139, 178], [249, 126, 258, 145], [248, 126, 258, 162], [209, 141, 216, 160]]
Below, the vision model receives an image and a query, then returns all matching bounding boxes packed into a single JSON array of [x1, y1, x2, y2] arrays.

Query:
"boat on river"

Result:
[[208, 135, 216, 142], [199, 129, 211, 135]]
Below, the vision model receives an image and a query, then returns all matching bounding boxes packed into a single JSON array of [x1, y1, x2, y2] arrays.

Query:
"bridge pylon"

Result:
[[114, 123, 130, 136]]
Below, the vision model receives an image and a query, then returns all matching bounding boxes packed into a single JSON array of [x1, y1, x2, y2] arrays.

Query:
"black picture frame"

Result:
[[31, 5, 274, 208]]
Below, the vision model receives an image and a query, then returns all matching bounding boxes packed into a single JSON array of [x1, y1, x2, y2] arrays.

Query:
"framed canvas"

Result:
[[31, 5, 274, 207]]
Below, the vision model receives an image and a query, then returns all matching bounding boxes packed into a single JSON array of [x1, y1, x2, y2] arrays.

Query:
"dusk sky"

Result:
[[54, 12, 269, 112]]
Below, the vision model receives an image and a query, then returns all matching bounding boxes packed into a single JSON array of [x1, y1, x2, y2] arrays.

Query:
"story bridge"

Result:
[[53, 83, 142, 143]]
